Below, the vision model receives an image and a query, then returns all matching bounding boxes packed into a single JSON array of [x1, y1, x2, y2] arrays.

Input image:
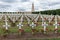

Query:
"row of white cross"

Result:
[[0, 14, 59, 33]]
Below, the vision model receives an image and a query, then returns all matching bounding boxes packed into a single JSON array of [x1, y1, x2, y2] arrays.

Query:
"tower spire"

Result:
[[32, 3, 34, 12]]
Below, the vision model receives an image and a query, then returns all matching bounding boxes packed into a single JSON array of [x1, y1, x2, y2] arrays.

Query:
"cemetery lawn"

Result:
[[0, 25, 60, 35], [26, 38, 60, 40], [0, 22, 60, 39], [0, 26, 52, 34]]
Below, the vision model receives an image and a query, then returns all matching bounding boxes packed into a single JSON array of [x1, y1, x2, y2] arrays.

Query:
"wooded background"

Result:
[[32, 9, 60, 15]]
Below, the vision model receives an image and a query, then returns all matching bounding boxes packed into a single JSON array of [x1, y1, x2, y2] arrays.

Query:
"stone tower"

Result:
[[32, 3, 34, 12]]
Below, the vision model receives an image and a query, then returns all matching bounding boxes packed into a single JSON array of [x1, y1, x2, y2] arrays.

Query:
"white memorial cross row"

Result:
[[15, 15, 20, 21], [41, 16, 45, 25], [12, 16, 16, 23], [4, 15, 8, 22], [14, 14, 21, 21], [0, 14, 3, 20], [25, 15, 30, 24], [32, 14, 37, 20], [48, 16, 52, 23], [29, 14, 35, 21], [33, 14, 38, 19], [20, 15, 24, 23], [8, 15, 16, 23], [34, 15, 39, 23]]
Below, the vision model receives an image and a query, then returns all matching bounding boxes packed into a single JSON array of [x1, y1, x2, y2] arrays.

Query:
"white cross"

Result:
[[53, 16, 59, 30], [42, 22, 48, 32], [3, 21, 10, 30], [30, 22, 36, 29], [17, 23, 23, 29], [3, 15, 10, 30], [53, 22, 59, 29]]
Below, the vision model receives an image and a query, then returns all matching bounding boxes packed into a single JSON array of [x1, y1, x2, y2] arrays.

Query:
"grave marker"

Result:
[[3, 15, 10, 32], [42, 22, 48, 33], [53, 16, 59, 33], [30, 22, 36, 34]]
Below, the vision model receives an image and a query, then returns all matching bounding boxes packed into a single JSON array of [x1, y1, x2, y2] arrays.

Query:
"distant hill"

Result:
[[32, 9, 60, 15]]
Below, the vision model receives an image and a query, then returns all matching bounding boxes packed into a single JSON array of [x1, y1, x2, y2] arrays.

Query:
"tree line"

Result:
[[32, 9, 60, 15]]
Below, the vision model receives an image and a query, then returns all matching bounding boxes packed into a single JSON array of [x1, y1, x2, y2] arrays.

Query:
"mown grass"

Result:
[[27, 38, 60, 40], [0, 21, 60, 35], [0, 21, 60, 40], [0, 25, 60, 35]]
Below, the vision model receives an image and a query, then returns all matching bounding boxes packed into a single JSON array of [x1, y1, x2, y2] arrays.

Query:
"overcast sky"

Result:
[[0, 0, 60, 12]]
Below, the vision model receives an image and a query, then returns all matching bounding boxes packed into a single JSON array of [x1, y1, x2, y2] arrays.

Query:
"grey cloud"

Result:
[[20, 0, 30, 2], [40, 1, 60, 6], [0, 0, 16, 3], [48, 2, 60, 6], [35, 6, 39, 10], [0, 4, 11, 8], [17, 7, 26, 11], [0, 0, 60, 12], [0, 4, 11, 12]]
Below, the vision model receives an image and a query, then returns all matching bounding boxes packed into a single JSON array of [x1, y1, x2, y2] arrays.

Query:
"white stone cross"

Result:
[[42, 22, 48, 32], [3, 15, 10, 30], [3, 22, 10, 30], [53, 22, 59, 30], [30, 22, 36, 29], [53, 16, 59, 33], [17, 23, 23, 29]]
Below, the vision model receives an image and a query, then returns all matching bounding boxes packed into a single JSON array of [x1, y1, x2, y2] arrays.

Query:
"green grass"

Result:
[[27, 38, 60, 40], [9, 27, 18, 33], [0, 21, 60, 40], [0, 27, 4, 35], [0, 21, 60, 35], [0, 25, 60, 34]]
